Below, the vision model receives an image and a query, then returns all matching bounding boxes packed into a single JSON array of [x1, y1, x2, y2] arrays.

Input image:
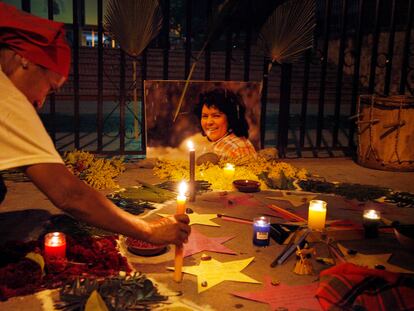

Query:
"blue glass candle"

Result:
[[253, 216, 270, 246]]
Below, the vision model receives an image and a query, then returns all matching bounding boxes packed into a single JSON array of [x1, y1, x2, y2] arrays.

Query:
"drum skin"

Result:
[[357, 95, 414, 171]]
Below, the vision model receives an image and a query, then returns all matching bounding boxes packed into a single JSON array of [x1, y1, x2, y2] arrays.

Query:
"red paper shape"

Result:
[[232, 276, 322, 311], [184, 228, 237, 257]]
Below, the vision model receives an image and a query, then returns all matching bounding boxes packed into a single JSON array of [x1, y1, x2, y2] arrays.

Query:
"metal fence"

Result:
[[17, 0, 414, 158]]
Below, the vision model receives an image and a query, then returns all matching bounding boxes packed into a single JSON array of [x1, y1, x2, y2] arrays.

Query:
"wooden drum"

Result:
[[356, 95, 414, 171]]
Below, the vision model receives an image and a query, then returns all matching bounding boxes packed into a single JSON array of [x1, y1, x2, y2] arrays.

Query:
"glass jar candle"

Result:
[[253, 216, 270, 246], [363, 209, 381, 238], [308, 200, 327, 231], [44, 232, 66, 260]]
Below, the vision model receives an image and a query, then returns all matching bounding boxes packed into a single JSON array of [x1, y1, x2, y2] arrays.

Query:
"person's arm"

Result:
[[24, 163, 190, 245]]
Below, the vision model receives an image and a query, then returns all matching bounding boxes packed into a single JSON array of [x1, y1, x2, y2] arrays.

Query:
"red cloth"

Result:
[[0, 2, 70, 77], [316, 263, 414, 311]]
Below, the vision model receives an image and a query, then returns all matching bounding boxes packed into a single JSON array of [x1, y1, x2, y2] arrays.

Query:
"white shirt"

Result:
[[0, 65, 63, 170]]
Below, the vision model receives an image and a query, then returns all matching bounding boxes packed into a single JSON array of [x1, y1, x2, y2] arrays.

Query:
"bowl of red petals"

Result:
[[233, 180, 261, 193], [126, 238, 167, 256]]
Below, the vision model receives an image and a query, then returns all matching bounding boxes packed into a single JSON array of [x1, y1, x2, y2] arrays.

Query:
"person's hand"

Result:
[[146, 214, 191, 246]]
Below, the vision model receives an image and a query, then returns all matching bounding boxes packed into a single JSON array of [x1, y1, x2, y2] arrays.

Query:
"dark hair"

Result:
[[194, 88, 250, 138]]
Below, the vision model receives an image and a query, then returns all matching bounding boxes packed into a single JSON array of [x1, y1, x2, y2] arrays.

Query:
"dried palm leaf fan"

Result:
[[104, 0, 162, 139], [259, 0, 316, 74]]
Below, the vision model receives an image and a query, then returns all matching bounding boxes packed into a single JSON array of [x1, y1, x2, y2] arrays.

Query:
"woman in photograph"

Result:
[[194, 88, 256, 162]]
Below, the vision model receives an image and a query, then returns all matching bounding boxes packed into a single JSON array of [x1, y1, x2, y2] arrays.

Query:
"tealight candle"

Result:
[[363, 209, 381, 238], [174, 181, 187, 282], [188, 141, 196, 202], [44, 232, 66, 260], [253, 216, 270, 246], [308, 200, 327, 231], [223, 163, 235, 183]]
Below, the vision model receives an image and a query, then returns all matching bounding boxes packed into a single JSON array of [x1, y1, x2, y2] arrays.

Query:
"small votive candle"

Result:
[[363, 209, 381, 238], [44, 232, 66, 260], [223, 163, 235, 179], [308, 200, 327, 231], [253, 216, 270, 246]]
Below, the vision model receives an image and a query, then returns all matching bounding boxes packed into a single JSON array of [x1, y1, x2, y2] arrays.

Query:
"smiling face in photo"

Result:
[[201, 104, 228, 142]]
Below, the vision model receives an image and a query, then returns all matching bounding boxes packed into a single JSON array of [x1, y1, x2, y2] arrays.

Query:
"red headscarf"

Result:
[[0, 2, 71, 78]]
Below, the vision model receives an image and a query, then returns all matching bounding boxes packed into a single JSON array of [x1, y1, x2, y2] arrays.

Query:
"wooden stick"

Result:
[[217, 213, 252, 225], [267, 204, 307, 223]]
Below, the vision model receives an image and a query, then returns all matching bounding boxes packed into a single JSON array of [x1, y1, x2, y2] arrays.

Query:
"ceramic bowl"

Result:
[[126, 238, 167, 256], [233, 180, 261, 193]]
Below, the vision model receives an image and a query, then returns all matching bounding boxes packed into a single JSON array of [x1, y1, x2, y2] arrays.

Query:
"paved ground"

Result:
[[1, 156, 414, 310]]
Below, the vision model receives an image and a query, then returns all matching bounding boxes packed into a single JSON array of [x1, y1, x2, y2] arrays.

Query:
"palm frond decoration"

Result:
[[104, 0, 162, 139], [173, 0, 243, 122], [104, 0, 162, 57], [259, 0, 316, 65]]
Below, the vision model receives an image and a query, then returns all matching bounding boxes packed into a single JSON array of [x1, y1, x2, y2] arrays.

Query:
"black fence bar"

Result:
[[244, 0, 252, 82], [368, 0, 381, 94], [141, 49, 148, 154], [97, 0, 103, 152], [299, 50, 311, 151], [204, 0, 212, 80], [119, 51, 126, 152], [399, 0, 413, 94], [278, 64, 292, 158], [260, 58, 270, 149], [47, 0, 56, 144], [332, 0, 348, 147], [349, 0, 365, 148], [21, 0, 30, 12], [71, 0, 80, 150], [162, 0, 170, 80], [184, 0, 192, 78], [383, 0, 396, 96], [225, 30, 232, 80], [316, 0, 332, 148]]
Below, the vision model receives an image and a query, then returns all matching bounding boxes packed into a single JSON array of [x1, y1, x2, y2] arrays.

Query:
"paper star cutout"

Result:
[[266, 191, 317, 207], [158, 212, 219, 227], [232, 276, 321, 311], [337, 244, 414, 274], [184, 228, 237, 257], [170, 257, 260, 293]]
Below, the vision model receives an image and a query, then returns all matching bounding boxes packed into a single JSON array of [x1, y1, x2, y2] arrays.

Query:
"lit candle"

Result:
[[308, 200, 327, 231], [253, 216, 270, 246], [363, 209, 381, 238], [111, 39, 115, 48], [223, 163, 235, 179], [174, 181, 187, 282], [44, 232, 66, 260], [188, 141, 196, 202]]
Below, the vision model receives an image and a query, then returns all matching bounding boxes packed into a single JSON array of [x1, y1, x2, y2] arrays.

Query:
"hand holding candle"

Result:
[[307, 200, 327, 231], [174, 181, 188, 282]]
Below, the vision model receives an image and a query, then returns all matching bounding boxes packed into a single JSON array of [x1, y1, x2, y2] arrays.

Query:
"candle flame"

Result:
[[224, 163, 234, 170], [187, 140, 194, 151], [178, 181, 188, 196], [364, 209, 380, 220]]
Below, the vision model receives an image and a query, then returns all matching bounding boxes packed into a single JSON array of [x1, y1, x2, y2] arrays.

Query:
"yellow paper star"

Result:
[[157, 212, 220, 227], [266, 191, 317, 208], [170, 257, 260, 293], [337, 244, 414, 274]]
